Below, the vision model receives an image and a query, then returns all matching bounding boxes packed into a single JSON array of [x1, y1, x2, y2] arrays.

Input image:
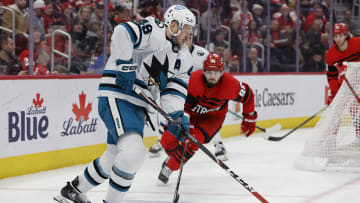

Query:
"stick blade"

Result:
[[262, 123, 282, 140]]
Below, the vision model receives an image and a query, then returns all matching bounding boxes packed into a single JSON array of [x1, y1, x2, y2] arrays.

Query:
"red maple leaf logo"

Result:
[[33, 93, 44, 108], [72, 91, 92, 121]]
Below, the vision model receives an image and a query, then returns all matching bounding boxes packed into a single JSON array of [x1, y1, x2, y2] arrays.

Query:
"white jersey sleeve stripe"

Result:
[[120, 23, 137, 45], [122, 22, 142, 48]]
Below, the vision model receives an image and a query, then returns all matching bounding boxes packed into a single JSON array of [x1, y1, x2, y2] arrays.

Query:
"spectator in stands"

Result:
[[300, 0, 315, 18], [247, 20, 262, 46], [302, 47, 325, 72], [0, 34, 24, 75], [262, 19, 288, 71], [88, 39, 110, 74], [227, 54, 240, 73], [306, 18, 322, 48], [2, 0, 29, 35], [303, 5, 326, 33], [220, 0, 233, 25], [200, 0, 222, 41], [207, 29, 229, 52], [280, 29, 305, 69], [319, 0, 336, 22], [33, 0, 46, 39], [243, 47, 264, 73], [14, 33, 27, 56], [321, 21, 331, 34], [232, 1, 253, 27], [265, 19, 288, 48], [69, 17, 88, 58], [36, 38, 50, 68], [19, 49, 50, 75], [89, 1, 104, 25], [318, 32, 330, 53], [229, 17, 242, 55], [61, 2, 75, 32], [343, 9, 355, 34], [270, 0, 287, 15], [73, 5, 92, 30], [43, 1, 60, 33], [274, 4, 295, 35], [251, 3, 267, 31], [214, 45, 226, 58]]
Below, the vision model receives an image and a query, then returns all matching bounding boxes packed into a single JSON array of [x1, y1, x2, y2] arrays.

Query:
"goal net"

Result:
[[295, 62, 360, 172]]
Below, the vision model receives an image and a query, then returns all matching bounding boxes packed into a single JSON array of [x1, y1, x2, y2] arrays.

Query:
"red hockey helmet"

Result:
[[333, 23, 348, 35], [203, 53, 224, 71]]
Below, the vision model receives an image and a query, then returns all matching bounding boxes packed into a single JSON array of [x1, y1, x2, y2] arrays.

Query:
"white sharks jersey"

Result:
[[190, 45, 209, 71], [99, 16, 193, 113]]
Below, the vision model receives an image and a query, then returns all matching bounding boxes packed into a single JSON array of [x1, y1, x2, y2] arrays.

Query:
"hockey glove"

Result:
[[167, 111, 190, 142], [115, 62, 137, 92], [241, 111, 257, 137], [335, 62, 347, 86]]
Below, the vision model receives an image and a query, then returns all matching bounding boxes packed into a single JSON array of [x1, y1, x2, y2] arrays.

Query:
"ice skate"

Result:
[[54, 177, 90, 203], [158, 158, 173, 184], [214, 141, 228, 161]]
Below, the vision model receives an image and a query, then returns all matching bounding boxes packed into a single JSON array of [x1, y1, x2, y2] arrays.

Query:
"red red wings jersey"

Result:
[[184, 70, 255, 117], [325, 37, 360, 97], [326, 37, 360, 66]]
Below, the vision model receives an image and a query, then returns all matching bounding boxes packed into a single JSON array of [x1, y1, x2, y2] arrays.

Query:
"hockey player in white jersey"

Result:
[[54, 5, 196, 203], [149, 38, 229, 161]]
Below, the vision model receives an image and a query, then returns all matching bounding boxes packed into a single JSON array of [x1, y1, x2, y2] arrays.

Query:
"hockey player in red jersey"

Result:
[[325, 23, 360, 137], [157, 53, 258, 184], [326, 23, 360, 104]]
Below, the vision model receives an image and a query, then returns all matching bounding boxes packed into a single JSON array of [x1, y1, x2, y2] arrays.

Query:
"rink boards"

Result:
[[0, 73, 327, 178]]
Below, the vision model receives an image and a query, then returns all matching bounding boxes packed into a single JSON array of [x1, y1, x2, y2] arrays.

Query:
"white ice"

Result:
[[0, 128, 360, 203]]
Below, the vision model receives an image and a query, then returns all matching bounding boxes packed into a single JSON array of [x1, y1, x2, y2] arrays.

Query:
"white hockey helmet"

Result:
[[164, 5, 196, 36]]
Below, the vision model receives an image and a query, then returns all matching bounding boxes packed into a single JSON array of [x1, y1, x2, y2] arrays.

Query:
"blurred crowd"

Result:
[[0, 0, 356, 75]]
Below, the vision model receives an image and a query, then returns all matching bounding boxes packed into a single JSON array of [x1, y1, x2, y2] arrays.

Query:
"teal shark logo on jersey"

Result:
[[144, 56, 169, 91]]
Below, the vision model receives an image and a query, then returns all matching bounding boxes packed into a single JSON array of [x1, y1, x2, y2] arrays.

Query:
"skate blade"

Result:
[[53, 195, 71, 203]]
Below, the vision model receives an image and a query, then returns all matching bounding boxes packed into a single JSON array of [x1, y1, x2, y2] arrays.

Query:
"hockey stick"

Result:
[[173, 140, 189, 203], [344, 76, 360, 104], [265, 106, 327, 141], [227, 110, 282, 135], [134, 87, 269, 203]]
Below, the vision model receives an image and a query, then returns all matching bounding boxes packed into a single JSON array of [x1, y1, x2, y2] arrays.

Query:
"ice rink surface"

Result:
[[1, 128, 360, 203]]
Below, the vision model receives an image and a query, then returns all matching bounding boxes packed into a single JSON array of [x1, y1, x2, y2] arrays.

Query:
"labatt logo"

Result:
[[61, 91, 97, 136], [8, 93, 49, 142]]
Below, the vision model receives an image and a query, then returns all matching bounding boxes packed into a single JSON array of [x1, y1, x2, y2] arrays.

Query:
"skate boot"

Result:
[[149, 140, 162, 157], [214, 141, 228, 161], [158, 158, 173, 184], [54, 176, 90, 203]]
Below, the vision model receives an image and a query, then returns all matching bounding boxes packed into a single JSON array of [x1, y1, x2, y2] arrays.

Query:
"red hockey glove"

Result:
[[241, 111, 257, 137], [335, 62, 347, 85]]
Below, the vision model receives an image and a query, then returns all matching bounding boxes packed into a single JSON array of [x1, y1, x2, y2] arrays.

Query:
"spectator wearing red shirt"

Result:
[[274, 4, 295, 34], [247, 20, 262, 46], [42, 1, 58, 33], [303, 6, 326, 33], [61, 2, 74, 32]]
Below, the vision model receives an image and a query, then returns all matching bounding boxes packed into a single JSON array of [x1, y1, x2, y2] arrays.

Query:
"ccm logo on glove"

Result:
[[121, 65, 137, 72]]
